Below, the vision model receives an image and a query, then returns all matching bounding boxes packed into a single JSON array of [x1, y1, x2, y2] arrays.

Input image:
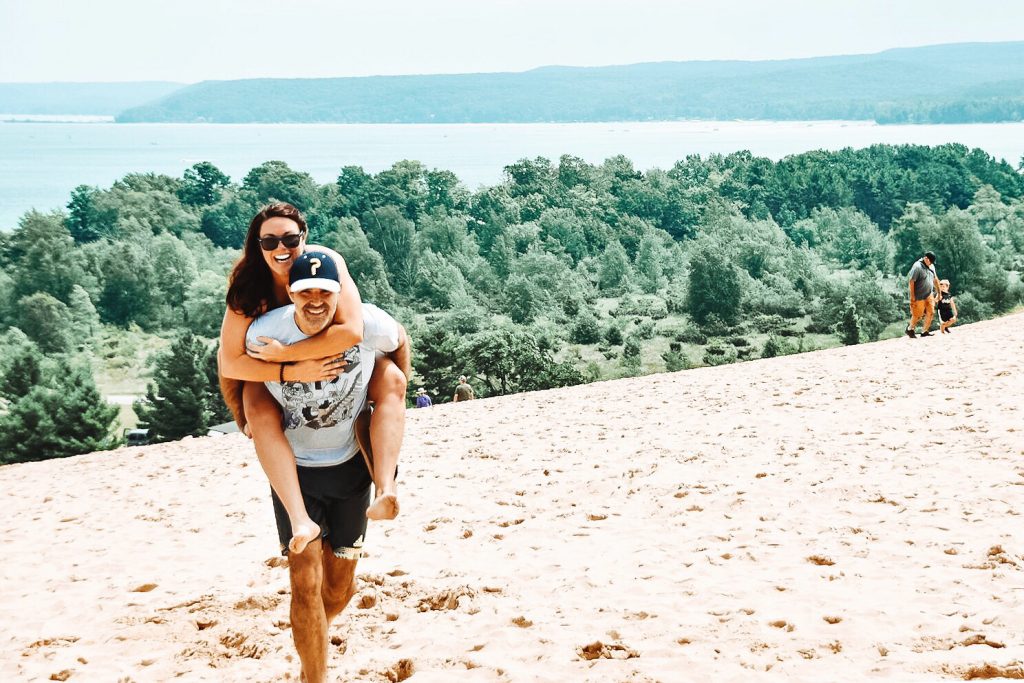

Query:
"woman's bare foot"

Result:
[[288, 521, 321, 554], [366, 491, 399, 521]]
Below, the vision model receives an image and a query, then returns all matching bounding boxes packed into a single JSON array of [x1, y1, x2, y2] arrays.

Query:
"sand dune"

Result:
[[2, 314, 1023, 682]]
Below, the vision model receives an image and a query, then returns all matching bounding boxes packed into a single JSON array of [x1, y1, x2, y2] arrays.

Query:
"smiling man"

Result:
[[245, 250, 410, 682]]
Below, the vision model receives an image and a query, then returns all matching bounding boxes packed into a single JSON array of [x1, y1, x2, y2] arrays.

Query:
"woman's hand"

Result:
[[247, 337, 292, 362], [285, 356, 349, 383]]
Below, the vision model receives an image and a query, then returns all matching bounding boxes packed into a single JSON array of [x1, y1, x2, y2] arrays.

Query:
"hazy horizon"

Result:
[[5, 0, 1024, 83], [5, 38, 1024, 86]]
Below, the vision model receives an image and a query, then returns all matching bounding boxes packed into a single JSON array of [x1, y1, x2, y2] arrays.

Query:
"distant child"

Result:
[[937, 279, 958, 333]]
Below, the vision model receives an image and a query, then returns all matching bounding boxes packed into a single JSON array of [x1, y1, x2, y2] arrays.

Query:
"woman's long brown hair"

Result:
[[225, 202, 308, 318]]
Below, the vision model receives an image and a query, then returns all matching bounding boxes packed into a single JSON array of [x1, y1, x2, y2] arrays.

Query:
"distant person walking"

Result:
[[937, 279, 959, 333], [905, 251, 941, 338], [453, 375, 475, 402], [415, 387, 432, 408]]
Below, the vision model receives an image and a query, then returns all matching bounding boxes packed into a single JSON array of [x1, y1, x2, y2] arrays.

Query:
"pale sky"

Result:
[[4, 0, 1024, 83]]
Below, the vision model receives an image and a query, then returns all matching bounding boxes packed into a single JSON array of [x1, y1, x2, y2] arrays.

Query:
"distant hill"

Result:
[[0, 82, 184, 116], [115, 42, 1024, 124]]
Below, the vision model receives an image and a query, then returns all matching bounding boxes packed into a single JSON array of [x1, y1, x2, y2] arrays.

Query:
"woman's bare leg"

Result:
[[364, 357, 406, 520], [244, 381, 319, 553]]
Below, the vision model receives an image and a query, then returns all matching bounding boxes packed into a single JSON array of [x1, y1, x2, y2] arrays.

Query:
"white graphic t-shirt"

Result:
[[246, 303, 401, 467]]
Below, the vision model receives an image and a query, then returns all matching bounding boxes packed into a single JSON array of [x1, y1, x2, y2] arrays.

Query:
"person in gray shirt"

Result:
[[905, 251, 941, 338], [246, 251, 410, 683]]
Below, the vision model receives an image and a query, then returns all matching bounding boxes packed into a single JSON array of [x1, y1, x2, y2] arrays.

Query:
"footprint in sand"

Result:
[[769, 620, 795, 632], [416, 586, 475, 612], [383, 658, 415, 682], [576, 640, 639, 660]]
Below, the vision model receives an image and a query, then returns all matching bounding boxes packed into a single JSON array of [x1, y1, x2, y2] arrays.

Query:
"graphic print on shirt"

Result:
[[279, 346, 362, 430]]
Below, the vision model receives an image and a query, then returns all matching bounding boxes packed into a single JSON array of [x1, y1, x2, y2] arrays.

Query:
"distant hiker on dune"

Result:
[[415, 387, 432, 408], [453, 375, 475, 402], [905, 251, 941, 338], [245, 251, 411, 683]]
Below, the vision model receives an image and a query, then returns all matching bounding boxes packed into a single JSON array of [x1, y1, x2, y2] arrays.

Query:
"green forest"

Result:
[[1, 143, 1023, 464]]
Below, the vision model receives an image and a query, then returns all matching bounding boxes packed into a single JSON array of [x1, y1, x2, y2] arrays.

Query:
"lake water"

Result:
[[2, 120, 1023, 229]]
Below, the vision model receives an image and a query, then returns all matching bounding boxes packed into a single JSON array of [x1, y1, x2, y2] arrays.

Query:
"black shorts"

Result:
[[939, 308, 954, 322], [271, 454, 371, 559]]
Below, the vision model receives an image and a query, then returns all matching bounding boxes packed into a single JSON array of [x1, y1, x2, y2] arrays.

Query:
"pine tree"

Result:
[[49, 360, 119, 455], [0, 386, 59, 464], [838, 298, 862, 346], [203, 342, 234, 426], [0, 338, 43, 401], [67, 285, 101, 348], [621, 336, 642, 375], [134, 333, 211, 442], [0, 359, 117, 464]]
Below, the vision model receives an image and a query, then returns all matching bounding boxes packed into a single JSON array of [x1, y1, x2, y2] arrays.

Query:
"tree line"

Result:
[[1, 143, 1022, 463], [113, 42, 1024, 124]]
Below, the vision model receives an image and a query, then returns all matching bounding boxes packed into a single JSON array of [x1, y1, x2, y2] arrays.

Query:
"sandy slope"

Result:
[[2, 314, 1022, 682]]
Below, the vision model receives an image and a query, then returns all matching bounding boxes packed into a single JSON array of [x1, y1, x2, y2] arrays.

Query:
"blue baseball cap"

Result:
[[289, 251, 341, 293]]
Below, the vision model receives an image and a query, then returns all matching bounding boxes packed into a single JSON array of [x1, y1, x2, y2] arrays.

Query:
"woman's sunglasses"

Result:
[[258, 233, 304, 251]]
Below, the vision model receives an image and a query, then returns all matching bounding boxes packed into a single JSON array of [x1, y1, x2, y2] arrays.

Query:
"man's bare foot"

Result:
[[288, 521, 321, 554], [366, 492, 399, 521]]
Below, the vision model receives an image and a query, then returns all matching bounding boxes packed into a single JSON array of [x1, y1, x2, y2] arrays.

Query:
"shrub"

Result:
[[634, 319, 656, 340], [953, 292, 992, 324], [702, 342, 738, 367], [674, 323, 707, 345], [622, 336, 642, 360], [750, 313, 790, 335], [614, 294, 668, 319], [570, 312, 602, 344], [662, 349, 690, 372], [743, 274, 807, 319], [697, 314, 732, 337], [604, 324, 624, 346], [761, 335, 791, 358]]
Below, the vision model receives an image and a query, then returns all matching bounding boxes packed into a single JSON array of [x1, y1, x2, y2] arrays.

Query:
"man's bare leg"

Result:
[[364, 358, 405, 521], [244, 381, 320, 554], [288, 539, 329, 683], [321, 542, 359, 625]]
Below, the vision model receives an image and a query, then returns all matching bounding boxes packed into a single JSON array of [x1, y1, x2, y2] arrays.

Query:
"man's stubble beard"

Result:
[[295, 308, 334, 336]]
